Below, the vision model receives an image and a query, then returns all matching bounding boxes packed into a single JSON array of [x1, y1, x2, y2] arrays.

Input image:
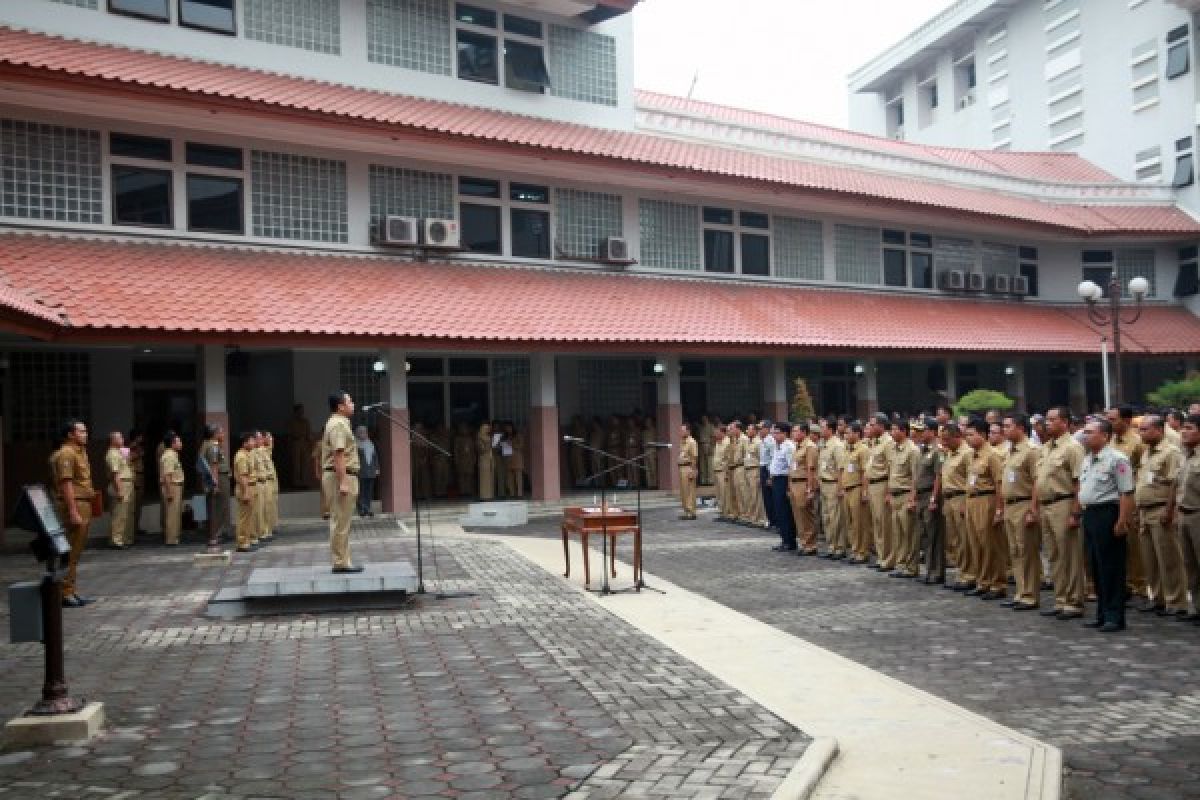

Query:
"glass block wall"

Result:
[[579, 359, 642, 419], [244, 0, 342, 54], [338, 355, 381, 428], [834, 224, 880, 284], [368, 165, 455, 239], [772, 216, 823, 280], [555, 189, 622, 258], [11, 352, 91, 442], [1, 119, 102, 224], [367, 0, 452, 74], [251, 150, 348, 242], [548, 25, 618, 107], [1117, 248, 1156, 297], [708, 361, 763, 420], [492, 358, 530, 426], [639, 199, 701, 271]]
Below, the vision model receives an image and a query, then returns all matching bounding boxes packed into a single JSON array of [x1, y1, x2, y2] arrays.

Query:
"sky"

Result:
[[632, 0, 957, 128]]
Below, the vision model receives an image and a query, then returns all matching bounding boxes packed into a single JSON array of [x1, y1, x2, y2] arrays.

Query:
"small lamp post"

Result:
[[1077, 273, 1149, 405]]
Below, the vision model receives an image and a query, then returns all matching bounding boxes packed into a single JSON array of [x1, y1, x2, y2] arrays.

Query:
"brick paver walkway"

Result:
[[0, 520, 807, 799], [506, 508, 1200, 800]]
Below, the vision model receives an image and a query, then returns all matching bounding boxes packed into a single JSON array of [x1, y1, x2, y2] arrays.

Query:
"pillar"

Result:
[[764, 357, 788, 423], [657, 354, 682, 493], [860, 359, 879, 417], [380, 349, 412, 514], [1070, 359, 1088, 415], [199, 345, 230, 462], [1008, 360, 1027, 413], [529, 352, 561, 503], [945, 358, 958, 405]]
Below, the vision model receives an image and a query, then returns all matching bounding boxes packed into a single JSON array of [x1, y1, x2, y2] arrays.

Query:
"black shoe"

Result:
[[999, 599, 1018, 607], [1137, 601, 1162, 613], [1041, 580, 1053, 591], [981, 591, 1005, 601], [820, 553, 837, 559], [1012, 602, 1039, 611], [62, 595, 85, 608], [1099, 622, 1126, 633], [1056, 610, 1083, 620], [1082, 619, 1104, 628], [332, 565, 365, 573], [771, 545, 788, 552], [236, 546, 253, 553], [1039, 608, 1063, 617], [964, 588, 985, 597], [942, 582, 962, 590], [74, 594, 94, 605]]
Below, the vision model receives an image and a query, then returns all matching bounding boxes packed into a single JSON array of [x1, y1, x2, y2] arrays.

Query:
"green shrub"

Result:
[[952, 388, 1014, 419], [1147, 375, 1200, 408]]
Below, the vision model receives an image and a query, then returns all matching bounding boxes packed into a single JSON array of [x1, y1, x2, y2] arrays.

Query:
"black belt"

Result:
[[890, 489, 911, 496], [869, 477, 888, 484], [1182, 506, 1199, 514], [821, 478, 838, 484], [1084, 502, 1119, 511], [1041, 493, 1074, 505], [969, 490, 995, 497], [916, 486, 934, 493], [1138, 502, 1166, 511], [790, 478, 807, 483], [1005, 496, 1031, 505], [943, 489, 965, 498], [324, 468, 359, 475]]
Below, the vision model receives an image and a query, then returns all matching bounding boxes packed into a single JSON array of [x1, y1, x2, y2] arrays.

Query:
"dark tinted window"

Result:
[[1020, 262, 1039, 297], [187, 174, 243, 233], [703, 229, 734, 272], [504, 40, 549, 91], [459, 176, 500, 198], [1018, 246, 1038, 261], [911, 251, 933, 289], [1082, 250, 1113, 264], [455, 3, 496, 26], [741, 234, 770, 276], [504, 14, 542, 37], [179, 0, 235, 33], [1167, 40, 1190, 79], [113, 166, 172, 226], [109, 0, 169, 20], [739, 211, 769, 229], [1175, 261, 1199, 297], [461, 203, 502, 254], [680, 360, 706, 377], [407, 357, 444, 377], [509, 183, 548, 203], [883, 249, 907, 287], [457, 30, 498, 84], [1174, 153, 1195, 188], [111, 132, 172, 161], [909, 232, 932, 248], [449, 358, 489, 377], [703, 207, 734, 225], [882, 229, 905, 245], [1082, 266, 1112, 295], [186, 142, 242, 169], [510, 208, 550, 258]]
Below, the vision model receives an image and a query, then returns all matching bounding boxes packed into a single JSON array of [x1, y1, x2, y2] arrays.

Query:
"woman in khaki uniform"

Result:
[[477, 422, 495, 500], [264, 432, 279, 537], [159, 432, 185, 545], [234, 431, 258, 552]]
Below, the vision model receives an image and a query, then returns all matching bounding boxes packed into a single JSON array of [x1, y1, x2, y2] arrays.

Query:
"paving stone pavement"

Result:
[[0, 520, 808, 799], [504, 508, 1200, 800]]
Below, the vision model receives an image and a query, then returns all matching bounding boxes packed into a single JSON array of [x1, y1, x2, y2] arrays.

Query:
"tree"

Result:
[[1147, 374, 1200, 408], [791, 377, 816, 422], [952, 388, 1014, 419]]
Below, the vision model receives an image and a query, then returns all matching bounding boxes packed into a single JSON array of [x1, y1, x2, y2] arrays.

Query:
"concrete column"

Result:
[[764, 357, 788, 423], [199, 345, 230, 464], [380, 349, 412, 514], [657, 354, 682, 494], [861, 359, 879, 416], [1070, 360, 1088, 415], [1008, 360, 1027, 413], [945, 358, 958, 405], [529, 352, 561, 503]]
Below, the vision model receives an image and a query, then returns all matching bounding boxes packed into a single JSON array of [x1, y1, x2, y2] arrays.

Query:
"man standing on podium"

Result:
[[323, 390, 362, 573]]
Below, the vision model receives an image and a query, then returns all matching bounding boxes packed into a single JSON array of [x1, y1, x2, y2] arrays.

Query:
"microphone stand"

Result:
[[368, 405, 474, 600], [565, 438, 668, 594]]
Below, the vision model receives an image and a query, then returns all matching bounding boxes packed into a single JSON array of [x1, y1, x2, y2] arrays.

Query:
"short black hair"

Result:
[[1049, 405, 1071, 423], [1141, 415, 1164, 431], [163, 430, 178, 447], [60, 418, 84, 442], [776, 422, 792, 435], [942, 422, 962, 438], [239, 431, 257, 446], [1115, 404, 1135, 421], [891, 420, 910, 435], [1186, 414, 1200, 428], [849, 422, 864, 435], [1004, 412, 1029, 432], [1167, 409, 1184, 424], [203, 423, 219, 439], [328, 390, 349, 411], [965, 417, 988, 436]]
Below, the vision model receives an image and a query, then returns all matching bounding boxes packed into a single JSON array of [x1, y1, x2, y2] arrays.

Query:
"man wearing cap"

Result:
[[1034, 406, 1086, 619], [1079, 418, 1135, 632]]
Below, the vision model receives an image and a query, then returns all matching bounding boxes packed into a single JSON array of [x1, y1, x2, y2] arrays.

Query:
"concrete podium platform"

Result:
[[206, 562, 418, 618]]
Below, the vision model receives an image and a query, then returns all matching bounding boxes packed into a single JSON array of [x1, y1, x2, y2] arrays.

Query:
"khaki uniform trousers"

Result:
[[714, 469, 728, 518], [956, 495, 982, 585], [1041, 500, 1084, 612], [323, 472, 358, 568], [890, 495, 919, 575], [1128, 511, 1147, 596], [109, 481, 134, 547], [319, 477, 332, 517], [789, 481, 815, 551], [1004, 500, 1042, 606], [721, 469, 740, 520], [57, 498, 92, 597], [254, 481, 267, 541], [741, 468, 764, 525], [1178, 510, 1200, 609], [838, 486, 863, 557], [163, 483, 184, 545], [236, 493, 256, 550], [967, 496, 1007, 593], [266, 478, 279, 533], [679, 466, 697, 517], [917, 492, 944, 580], [942, 495, 967, 581], [506, 468, 524, 499], [1139, 508, 1186, 610], [819, 481, 842, 552], [868, 481, 893, 567]]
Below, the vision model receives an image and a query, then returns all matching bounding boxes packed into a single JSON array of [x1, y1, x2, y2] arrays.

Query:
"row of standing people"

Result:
[[563, 414, 660, 490]]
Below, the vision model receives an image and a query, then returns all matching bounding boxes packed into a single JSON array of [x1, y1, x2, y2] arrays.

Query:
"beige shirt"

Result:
[[712, 438, 729, 473], [322, 414, 360, 472], [1135, 440, 1181, 507], [887, 439, 920, 492], [1035, 433, 1084, 501], [1003, 439, 1038, 501], [841, 441, 868, 489], [105, 447, 133, 487], [160, 448, 184, 485], [818, 438, 846, 482], [1178, 447, 1200, 509], [940, 442, 972, 495], [678, 435, 698, 466], [867, 433, 894, 482], [968, 443, 1004, 496], [50, 442, 94, 502]]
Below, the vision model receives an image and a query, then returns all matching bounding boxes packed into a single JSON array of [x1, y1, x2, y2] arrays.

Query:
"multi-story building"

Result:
[[848, 0, 1200, 211], [1, 0, 1198, 521]]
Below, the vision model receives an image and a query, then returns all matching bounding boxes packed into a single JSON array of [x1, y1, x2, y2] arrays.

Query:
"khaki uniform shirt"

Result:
[[678, 436, 698, 466], [712, 438, 729, 474], [791, 438, 818, 483], [1135, 440, 1181, 508], [234, 449, 256, 500], [323, 414, 360, 472], [1035, 433, 1084, 502], [160, 448, 184, 485], [914, 443, 943, 492], [968, 443, 1004, 496], [887, 439, 920, 493], [841, 441, 868, 489], [940, 442, 972, 495], [1178, 447, 1200, 509], [105, 447, 133, 491], [867, 433, 894, 483], [818, 438, 846, 483], [1112, 430, 1145, 473], [50, 443, 94, 503], [1165, 426, 1183, 449], [1003, 439, 1038, 502], [263, 445, 276, 481], [727, 433, 747, 472], [744, 436, 761, 469]]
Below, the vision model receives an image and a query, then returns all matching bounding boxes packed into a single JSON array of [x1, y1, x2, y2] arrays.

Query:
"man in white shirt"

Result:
[[769, 423, 797, 552]]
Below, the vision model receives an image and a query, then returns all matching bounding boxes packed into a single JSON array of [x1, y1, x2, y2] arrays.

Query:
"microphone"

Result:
[[361, 402, 388, 411], [563, 435, 584, 443], [646, 442, 673, 449]]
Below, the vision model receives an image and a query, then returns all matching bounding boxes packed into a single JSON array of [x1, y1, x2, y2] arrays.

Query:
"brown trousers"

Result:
[[789, 481, 815, 550], [1004, 500, 1042, 606]]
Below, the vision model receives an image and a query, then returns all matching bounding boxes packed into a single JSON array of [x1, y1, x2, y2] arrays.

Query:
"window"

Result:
[[702, 206, 771, 275], [186, 141, 243, 170], [112, 166, 172, 226], [1167, 25, 1190, 79], [929, 82, 938, 109], [109, 0, 168, 20], [457, 30, 498, 84], [455, 3, 549, 93], [457, 176, 551, 258], [186, 174, 243, 233], [966, 61, 977, 89], [1135, 145, 1162, 182], [461, 203, 502, 253], [179, 0, 235, 34], [1175, 245, 1199, 297], [1175, 136, 1194, 188], [895, 100, 905, 126], [881, 229, 932, 289], [504, 35, 549, 93], [1019, 246, 1039, 297], [111, 132, 171, 161], [1082, 249, 1114, 296], [511, 208, 550, 258]]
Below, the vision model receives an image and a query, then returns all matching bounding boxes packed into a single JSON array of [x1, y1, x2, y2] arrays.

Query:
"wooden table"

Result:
[[561, 506, 641, 589]]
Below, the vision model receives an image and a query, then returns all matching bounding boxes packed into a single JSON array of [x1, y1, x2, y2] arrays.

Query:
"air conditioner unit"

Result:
[[966, 272, 987, 292], [1012, 275, 1030, 296], [380, 215, 418, 246], [989, 274, 1012, 294], [601, 236, 629, 262], [939, 269, 966, 290], [422, 218, 461, 249]]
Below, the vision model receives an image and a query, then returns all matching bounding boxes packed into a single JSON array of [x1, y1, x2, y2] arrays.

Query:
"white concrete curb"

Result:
[[770, 737, 839, 800]]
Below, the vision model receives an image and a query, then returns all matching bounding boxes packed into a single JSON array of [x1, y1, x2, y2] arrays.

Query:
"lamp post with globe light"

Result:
[[1077, 272, 1150, 406]]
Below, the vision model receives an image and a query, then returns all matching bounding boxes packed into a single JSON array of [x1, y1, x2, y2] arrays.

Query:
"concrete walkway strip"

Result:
[[486, 532, 1063, 800]]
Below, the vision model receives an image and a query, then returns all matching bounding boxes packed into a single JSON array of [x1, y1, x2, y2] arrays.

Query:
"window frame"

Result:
[[1175, 245, 1199, 297], [185, 173, 245, 235], [177, 0, 237, 35], [880, 229, 933, 290], [1019, 246, 1039, 297], [455, 175, 555, 260], [1166, 24, 1191, 80], [108, 0, 170, 22], [701, 206, 772, 276], [1174, 136, 1194, 188], [111, 164, 174, 228], [454, 2, 551, 94]]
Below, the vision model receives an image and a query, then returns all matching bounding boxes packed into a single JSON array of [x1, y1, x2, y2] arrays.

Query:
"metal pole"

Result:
[[1110, 272, 1123, 406], [30, 566, 81, 715], [1100, 337, 1111, 410]]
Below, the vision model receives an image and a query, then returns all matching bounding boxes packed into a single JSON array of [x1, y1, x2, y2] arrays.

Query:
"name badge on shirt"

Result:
[[1006, 470, 1016, 484], [1145, 470, 1155, 485], [847, 464, 856, 473], [968, 474, 977, 486]]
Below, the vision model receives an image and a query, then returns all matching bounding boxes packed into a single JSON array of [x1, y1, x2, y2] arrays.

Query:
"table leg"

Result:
[[610, 534, 617, 579], [582, 532, 590, 587], [635, 528, 642, 587], [561, 523, 570, 578]]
